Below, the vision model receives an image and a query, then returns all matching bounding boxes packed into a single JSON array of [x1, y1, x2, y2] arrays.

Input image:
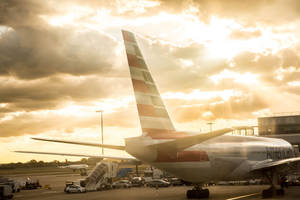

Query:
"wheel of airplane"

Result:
[[186, 190, 193, 198], [276, 189, 284, 196], [203, 189, 209, 198], [262, 186, 285, 198], [186, 189, 209, 199], [262, 189, 274, 198]]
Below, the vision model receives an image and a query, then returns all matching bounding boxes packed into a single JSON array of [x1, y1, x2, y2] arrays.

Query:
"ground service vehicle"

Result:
[[83, 161, 118, 191], [112, 180, 132, 189], [147, 179, 170, 188], [143, 168, 163, 183], [0, 184, 13, 200], [169, 178, 184, 186], [131, 177, 144, 187], [65, 185, 86, 193]]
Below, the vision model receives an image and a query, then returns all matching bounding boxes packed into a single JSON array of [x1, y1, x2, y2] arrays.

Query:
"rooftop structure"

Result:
[[258, 114, 300, 135]]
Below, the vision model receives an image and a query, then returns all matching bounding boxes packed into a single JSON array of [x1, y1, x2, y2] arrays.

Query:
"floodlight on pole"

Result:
[[96, 110, 104, 155], [207, 122, 214, 133]]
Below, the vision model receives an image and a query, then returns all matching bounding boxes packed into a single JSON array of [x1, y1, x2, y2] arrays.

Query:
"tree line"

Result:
[[0, 157, 102, 169]]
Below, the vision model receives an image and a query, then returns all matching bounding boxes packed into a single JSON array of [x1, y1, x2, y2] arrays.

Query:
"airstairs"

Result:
[[81, 161, 118, 191]]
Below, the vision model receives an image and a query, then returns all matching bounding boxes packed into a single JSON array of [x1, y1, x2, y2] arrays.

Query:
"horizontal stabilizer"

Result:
[[251, 157, 300, 171], [14, 150, 137, 161], [31, 137, 125, 150], [149, 128, 233, 151]]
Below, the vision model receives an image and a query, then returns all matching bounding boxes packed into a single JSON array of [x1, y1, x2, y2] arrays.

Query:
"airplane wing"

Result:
[[148, 128, 233, 151], [31, 137, 125, 150], [14, 150, 138, 161], [251, 157, 300, 172]]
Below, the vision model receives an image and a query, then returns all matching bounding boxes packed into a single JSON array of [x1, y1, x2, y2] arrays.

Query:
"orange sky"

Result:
[[1, 0, 300, 163]]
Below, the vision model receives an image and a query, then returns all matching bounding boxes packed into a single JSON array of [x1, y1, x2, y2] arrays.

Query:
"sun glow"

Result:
[[39, 6, 93, 27], [29, 96, 133, 118], [210, 69, 260, 85], [163, 89, 242, 101], [116, 0, 160, 14], [39, 5, 297, 61], [288, 81, 300, 87]]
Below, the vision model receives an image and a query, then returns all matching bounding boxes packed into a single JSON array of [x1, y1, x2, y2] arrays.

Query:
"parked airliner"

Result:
[[59, 164, 88, 175], [16, 30, 300, 198]]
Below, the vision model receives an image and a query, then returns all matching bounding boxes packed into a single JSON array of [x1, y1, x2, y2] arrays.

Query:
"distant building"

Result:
[[231, 126, 257, 136], [258, 114, 300, 135], [258, 113, 300, 155]]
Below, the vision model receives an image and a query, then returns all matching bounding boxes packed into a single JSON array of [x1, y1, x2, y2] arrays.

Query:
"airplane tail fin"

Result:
[[122, 30, 176, 139]]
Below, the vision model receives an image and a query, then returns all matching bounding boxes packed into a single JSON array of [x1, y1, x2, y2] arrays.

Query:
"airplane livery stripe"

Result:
[[140, 116, 174, 130], [135, 93, 164, 106], [127, 55, 148, 70], [127, 53, 140, 68], [124, 42, 136, 55], [137, 104, 156, 117], [132, 79, 149, 93], [122, 30, 136, 43], [129, 67, 144, 81], [132, 79, 160, 95], [122, 30, 176, 137], [155, 151, 209, 162], [129, 67, 155, 84], [137, 104, 172, 118], [153, 107, 170, 118], [143, 71, 154, 83], [135, 93, 153, 105]]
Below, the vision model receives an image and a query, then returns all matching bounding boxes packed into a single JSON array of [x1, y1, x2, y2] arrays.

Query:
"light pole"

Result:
[[207, 122, 214, 133], [96, 110, 104, 155]]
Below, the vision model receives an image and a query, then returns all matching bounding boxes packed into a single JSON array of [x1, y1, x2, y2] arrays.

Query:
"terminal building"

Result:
[[258, 114, 300, 135], [258, 113, 300, 154], [229, 113, 300, 155]]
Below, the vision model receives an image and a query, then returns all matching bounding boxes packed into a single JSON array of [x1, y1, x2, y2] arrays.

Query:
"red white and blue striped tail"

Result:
[[122, 30, 178, 139]]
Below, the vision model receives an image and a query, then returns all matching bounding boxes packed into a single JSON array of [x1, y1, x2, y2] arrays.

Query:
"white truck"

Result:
[[143, 168, 164, 183]]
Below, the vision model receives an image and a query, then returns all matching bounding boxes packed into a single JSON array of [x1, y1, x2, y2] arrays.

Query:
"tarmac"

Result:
[[9, 174, 300, 200]]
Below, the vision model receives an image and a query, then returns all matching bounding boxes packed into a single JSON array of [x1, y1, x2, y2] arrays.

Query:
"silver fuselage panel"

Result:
[[125, 135, 294, 183]]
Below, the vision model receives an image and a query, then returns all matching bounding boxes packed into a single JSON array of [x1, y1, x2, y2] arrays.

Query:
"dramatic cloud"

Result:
[[0, 27, 123, 79], [0, 76, 131, 112], [159, 0, 300, 26], [139, 38, 227, 92], [1, 0, 300, 162], [0, 104, 138, 137], [172, 92, 267, 122]]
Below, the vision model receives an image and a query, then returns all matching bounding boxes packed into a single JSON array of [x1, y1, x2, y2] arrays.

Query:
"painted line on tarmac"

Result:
[[226, 192, 260, 200], [42, 191, 58, 194]]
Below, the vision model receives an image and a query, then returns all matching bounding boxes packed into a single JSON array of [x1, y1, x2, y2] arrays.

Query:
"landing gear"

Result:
[[262, 186, 284, 198], [262, 187, 273, 199], [186, 185, 209, 199], [261, 170, 285, 199]]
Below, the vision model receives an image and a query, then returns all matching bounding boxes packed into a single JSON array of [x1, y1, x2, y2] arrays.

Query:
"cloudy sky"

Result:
[[1, 0, 300, 163]]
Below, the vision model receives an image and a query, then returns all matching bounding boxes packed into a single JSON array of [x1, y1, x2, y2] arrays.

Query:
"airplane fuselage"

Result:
[[125, 134, 295, 183], [60, 164, 88, 170]]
